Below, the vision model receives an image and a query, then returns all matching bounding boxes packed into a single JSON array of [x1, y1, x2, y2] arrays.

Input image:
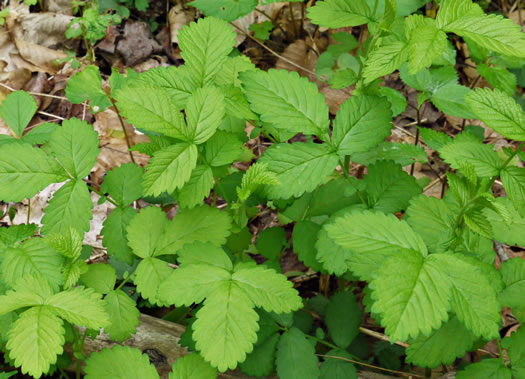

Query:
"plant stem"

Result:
[[86, 183, 119, 207], [497, 339, 505, 365], [306, 334, 340, 350], [254, 8, 287, 37], [115, 271, 135, 291], [488, 140, 525, 188], [27, 199, 31, 224], [410, 105, 422, 176], [288, 2, 298, 39], [110, 99, 136, 163]]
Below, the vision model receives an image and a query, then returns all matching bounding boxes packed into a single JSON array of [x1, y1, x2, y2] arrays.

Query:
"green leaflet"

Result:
[[239, 333, 279, 377], [363, 40, 408, 84], [407, 22, 447, 74], [103, 290, 140, 342], [456, 359, 512, 379], [65, 65, 112, 112], [127, 207, 170, 259], [439, 139, 502, 177], [84, 346, 160, 379], [169, 353, 217, 379], [241, 69, 330, 136], [435, 0, 483, 29], [176, 165, 214, 208], [80, 263, 117, 295], [501, 166, 525, 217], [190, 0, 257, 22], [332, 95, 392, 155], [499, 258, 525, 322], [307, 0, 370, 28], [185, 86, 225, 144], [477, 64, 517, 96], [325, 292, 362, 349], [319, 350, 357, 379], [101, 163, 144, 207], [258, 142, 339, 199], [215, 56, 256, 87], [0, 91, 37, 137], [204, 131, 244, 167], [276, 327, 320, 379], [102, 207, 137, 264], [133, 257, 172, 306]]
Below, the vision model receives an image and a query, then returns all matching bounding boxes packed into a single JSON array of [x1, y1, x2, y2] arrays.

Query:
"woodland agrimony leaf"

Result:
[[46, 227, 83, 260], [103, 289, 140, 342], [316, 222, 355, 277], [0, 143, 66, 202], [237, 162, 279, 203], [0, 91, 37, 137], [65, 66, 112, 112], [352, 141, 428, 167], [0, 224, 37, 248], [319, 350, 357, 379], [258, 142, 338, 199], [176, 165, 214, 208], [241, 69, 330, 136], [101, 163, 144, 207], [102, 207, 137, 264], [179, 17, 236, 87], [7, 306, 64, 379], [49, 118, 100, 179], [190, 0, 257, 22], [501, 167, 525, 217], [41, 179, 93, 236], [292, 221, 324, 271], [307, 0, 370, 28], [239, 333, 279, 377], [143, 143, 198, 196], [276, 327, 320, 379], [430, 83, 475, 119], [169, 353, 217, 379], [472, 89, 525, 142], [222, 85, 257, 120], [332, 95, 392, 155], [177, 242, 233, 270], [379, 87, 407, 117], [185, 86, 225, 144], [484, 198, 525, 246], [84, 345, 160, 379]]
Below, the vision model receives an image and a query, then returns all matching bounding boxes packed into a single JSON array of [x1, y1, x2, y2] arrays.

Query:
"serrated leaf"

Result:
[[292, 221, 324, 271], [0, 282, 47, 315], [193, 283, 259, 371], [276, 327, 320, 379], [222, 85, 256, 120], [7, 306, 64, 379], [101, 163, 143, 207], [432, 253, 500, 339], [408, 22, 447, 74], [127, 207, 169, 258], [431, 83, 475, 119], [179, 17, 235, 87], [307, 0, 370, 28], [444, 14, 525, 58], [177, 242, 233, 271], [436, 0, 483, 29], [134, 257, 172, 306], [464, 210, 493, 239], [465, 88, 525, 141], [143, 143, 198, 196], [157, 205, 232, 255], [241, 69, 329, 136], [332, 95, 392, 155], [325, 292, 361, 349], [84, 345, 160, 379], [363, 40, 408, 84], [49, 118, 100, 179], [0, 91, 37, 137], [316, 223, 354, 277], [456, 359, 512, 379], [80, 263, 117, 294], [102, 207, 137, 264], [215, 56, 256, 87], [477, 64, 517, 96], [364, 160, 421, 213], [352, 141, 428, 167], [1, 238, 64, 291], [204, 131, 244, 167], [47, 287, 109, 329], [439, 139, 501, 177], [233, 264, 302, 313], [176, 165, 214, 208], [65, 66, 112, 112], [115, 87, 188, 139], [237, 162, 279, 202], [379, 87, 407, 117], [0, 142, 66, 202], [169, 353, 217, 379], [0, 224, 37, 247], [485, 199, 525, 246], [239, 333, 279, 377], [190, 0, 257, 22], [406, 316, 476, 368], [370, 251, 451, 341], [258, 142, 338, 199], [501, 166, 525, 218], [319, 350, 357, 379], [41, 180, 93, 236], [103, 289, 140, 342], [499, 258, 525, 322], [186, 86, 225, 144]]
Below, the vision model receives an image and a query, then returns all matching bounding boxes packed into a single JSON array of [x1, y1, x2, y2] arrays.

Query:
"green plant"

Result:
[[1, 0, 525, 377]]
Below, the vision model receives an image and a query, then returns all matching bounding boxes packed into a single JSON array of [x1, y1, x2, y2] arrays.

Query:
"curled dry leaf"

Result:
[[14, 37, 67, 74], [168, 3, 194, 44], [15, 12, 73, 48]]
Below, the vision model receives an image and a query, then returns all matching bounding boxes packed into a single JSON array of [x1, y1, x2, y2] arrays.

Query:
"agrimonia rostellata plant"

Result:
[[0, 0, 524, 377]]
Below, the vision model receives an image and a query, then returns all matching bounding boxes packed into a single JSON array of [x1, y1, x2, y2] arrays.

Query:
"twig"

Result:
[[0, 82, 68, 101], [359, 327, 409, 348], [37, 111, 65, 121], [110, 99, 136, 163]]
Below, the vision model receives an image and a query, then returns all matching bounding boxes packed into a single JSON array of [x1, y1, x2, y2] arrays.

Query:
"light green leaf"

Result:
[[46, 227, 83, 259], [435, 0, 483, 29], [351, 141, 428, 167], [363, 40, 408, 84], [222, 85, 256, 120], [364, 160, 421, 214], [0, 285, 46, 315], [176, 165, 214, 208], [134, 257, 172, 306], [456, 359, 512, 379], [143, 143, 198, 196], [179, 17, 236, 87], [84, 345, 160, 379], [127, 207, 169, 258], [325, 292, 362, 349], [215, 56, 256, 87], [7, 306, 64, 379], [276, 327, 320, 379], [186, 87, 225, 144], [189, 0, 257, 22], [258, 142, 338, 199], [177, 242, 233, 271], [501, 167, 525, 218], [47, 287, 109, 329], [0, 142, 66, 202], [499, 258, 525, 322], [1, 238, 64, 291], [80, 263, 117, 294], [432, 253, 500, 339], [158, 205, 232, 255], [332, 95, 392, 155], [307, 0, 370, 28], [407, 22, 447, 74], [65, 66, 112, 112], [406, 316, 475, 368], [236, 162, 279, 203], [370, 251, 451, 341], [49, 118, 100, 179], [103, 289, 140, 342], [102, 207, 137, 264], [115, 87, 188, 139], [0, 224, 37, 248], [464, 210, 493, 239], [169, 353, 217, 379], [0, 91, 37, 137], [41, 179, 93, 236], [241, 69, 330, 136], [484, 197, 525, 246], [465, 88, 525, 141], [204, 131, 244, 167], [193, 283, 259, 371], [477, 64, 517, 96], [444, 13, 525, 58], [233, 264, 302, 313], [439, 139, 501, 177], [379, 87, 407, 117], [316, 223, 354, 277], [101, 163, 143, 207], [21, 123, 58, 145], [431, 83, 475, 119]]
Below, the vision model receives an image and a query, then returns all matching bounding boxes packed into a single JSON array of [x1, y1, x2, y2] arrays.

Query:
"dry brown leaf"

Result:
[[14, 37, 67, 73], [47, 0, 74, 15], [168, 3, 194, 44], [15, 13, 73, 48]]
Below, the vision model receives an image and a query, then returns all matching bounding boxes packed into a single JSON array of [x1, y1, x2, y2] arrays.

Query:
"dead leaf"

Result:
[[116, 21, 163, 66], [14, 37, 67, 73], [168, 3, 194, 44], [47, 0, 74, 16], [15, 12, 73, 48]]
